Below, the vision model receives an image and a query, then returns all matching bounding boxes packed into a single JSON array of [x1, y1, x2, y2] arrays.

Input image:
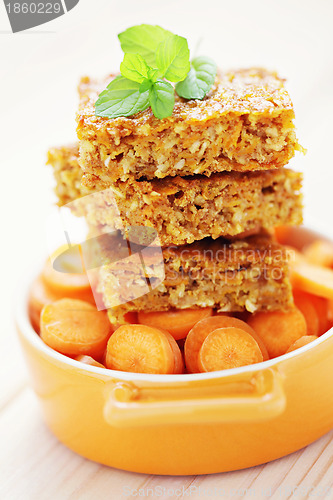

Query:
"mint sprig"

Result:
[[120, 53, 151, 83], [149, 80, 175, 119], [118, 24, 173, 67], [95, 24, 217, 120], [155, 35, 190, 82], [176, 56, 217, 100], [95, 76, 150, 118]]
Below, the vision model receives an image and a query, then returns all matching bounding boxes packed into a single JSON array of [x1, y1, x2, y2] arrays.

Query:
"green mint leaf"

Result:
[[147, 67, 160, 82], [155, 35, 190, 82], [118, 24, 173, 67], [95, 76, 150, 118], [139, 78, 153, 93], [149, 80, 175, 119], [175, 56, 217, 100], [120, 53, 151, 83]]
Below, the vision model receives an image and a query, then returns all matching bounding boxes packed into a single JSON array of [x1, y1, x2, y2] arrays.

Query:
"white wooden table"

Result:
[[1, 330, 332, 500]]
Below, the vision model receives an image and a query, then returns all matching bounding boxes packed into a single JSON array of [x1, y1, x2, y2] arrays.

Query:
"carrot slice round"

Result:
[[309, 294, 329, 335], [105, 324, 176, 374], [274, 226, 319, 251], [41, 257, 95, 304], [161, 330, 184, 374], [184, 316, 268, 373], [293, 290, 320, 336], [328, 300, 333, 326], [293, 289, 328, 336], [290, 259, 333, 300], [303, 240, 333, 269], [247, 307, 307, 358], [40, 298, 111, 359], [28, 276, 61, 332], [198, 327, 263, 372], [286, 336, 318, 353], [138, 308, 213, 340]]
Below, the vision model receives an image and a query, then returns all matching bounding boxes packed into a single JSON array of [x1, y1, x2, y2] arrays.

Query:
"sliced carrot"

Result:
[[138, 308, 213, 340], [28, 276, 61, 332], [102, 320, 155, 368], [309, 294, 329, 335], [41, 256, 95, 304], [101, 348, 108, 368], [274, 226, 319, 251], [328, 300, 333, 325], [303, 240, 333, 269], [40, 298, 111, 359], [290, 259, 333, 300], [247, 307, 307, 358], [293, 290, 320, 336], [293, 289, 329, 335], [105, 324, 176, 374], [184, 316, 269, 373], [286, 246, 305, 266], [163, 331, 184, 374], [198, 327, 263, 372], [286, 336, 318, 353], [74, 355, 105, 368], [274, 226, 294, 246]]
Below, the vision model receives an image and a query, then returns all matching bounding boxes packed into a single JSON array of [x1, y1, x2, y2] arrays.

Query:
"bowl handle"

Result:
[[103, 368, 286, 427]]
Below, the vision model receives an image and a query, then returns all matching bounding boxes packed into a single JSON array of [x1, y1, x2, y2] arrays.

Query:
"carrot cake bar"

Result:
[[76, 68, 302, 185], [91, 232, 294, 323], [48, 144, 303, 246]]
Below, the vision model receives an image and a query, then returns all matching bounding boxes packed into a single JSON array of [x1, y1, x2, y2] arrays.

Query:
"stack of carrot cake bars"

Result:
[[48, 68, 303, 323]]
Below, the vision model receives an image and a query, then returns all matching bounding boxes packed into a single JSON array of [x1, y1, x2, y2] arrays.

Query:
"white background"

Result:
[[1, 0, 333, 340]]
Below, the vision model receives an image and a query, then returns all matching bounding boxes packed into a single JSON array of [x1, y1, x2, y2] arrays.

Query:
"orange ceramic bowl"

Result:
[[15, 230, 333, 475]]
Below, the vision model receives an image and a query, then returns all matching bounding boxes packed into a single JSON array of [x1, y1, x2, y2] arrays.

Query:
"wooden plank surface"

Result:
[[1, 329, 332, 500]]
